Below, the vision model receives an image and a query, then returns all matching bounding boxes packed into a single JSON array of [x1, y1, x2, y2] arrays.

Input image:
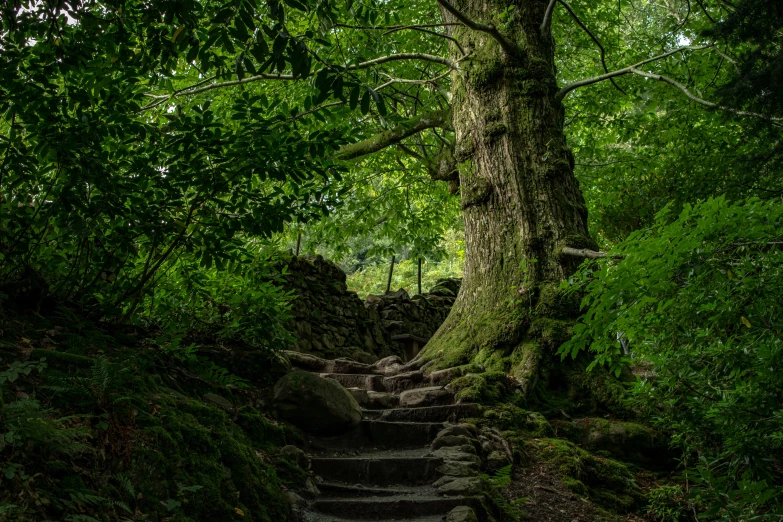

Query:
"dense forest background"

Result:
[[1, 0, 782, 519]]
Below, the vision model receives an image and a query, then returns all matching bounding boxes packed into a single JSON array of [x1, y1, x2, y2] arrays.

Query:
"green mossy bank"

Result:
[[0, 308, 298, 522]]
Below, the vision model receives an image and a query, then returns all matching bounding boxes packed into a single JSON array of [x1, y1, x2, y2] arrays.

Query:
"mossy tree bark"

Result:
[[420, 0, 596, 394]]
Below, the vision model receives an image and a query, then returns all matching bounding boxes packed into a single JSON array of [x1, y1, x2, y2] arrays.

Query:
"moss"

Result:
[[421, 305, 530, 371], [30, 348, 93, 369], [525, 55, 553, 79], [461, 178, 493, 209], [455, 135, 476, 161], [528, 317, 572, 351], [482, 122, 508, 143], [534, 438, 642, 513], [535, 283, 580, 319], [464, 36, 505, 91], [545, 158, 572, 180], [516, 79, 547, 98], [135, 395, 290, 521], [558, 233, 598, 251], [467, 55, 505, 90], [563, 362, 633, 418], [451, 371, 510, 403]]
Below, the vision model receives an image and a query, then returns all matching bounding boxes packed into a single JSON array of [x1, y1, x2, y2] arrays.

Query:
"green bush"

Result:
[[562, 196, 783, 518]]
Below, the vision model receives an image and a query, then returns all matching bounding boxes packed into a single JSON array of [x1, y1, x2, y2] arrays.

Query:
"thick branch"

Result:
[[556, 45, 711, 100], [436, 0, 517, 56], [335, 109, 451, 161], [560, 247, 607, 259], [540, 0, 558, 36]]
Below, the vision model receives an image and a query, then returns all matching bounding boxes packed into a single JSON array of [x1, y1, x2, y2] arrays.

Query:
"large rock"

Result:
[[447, 506, 479, 522], [273, 371, 362, 435]]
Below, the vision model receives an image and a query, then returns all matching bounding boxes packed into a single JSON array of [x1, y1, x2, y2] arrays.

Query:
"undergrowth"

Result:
[[0, 305, 298, 522]]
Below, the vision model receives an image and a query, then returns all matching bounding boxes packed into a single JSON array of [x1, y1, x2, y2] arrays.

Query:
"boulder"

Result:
[[447, 506, 479, 522], [279, 445, 309, 470], [273, 371, 362, 435]]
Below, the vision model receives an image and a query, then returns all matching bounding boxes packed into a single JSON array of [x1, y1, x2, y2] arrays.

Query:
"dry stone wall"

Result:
[[278, 254, 459, 363]]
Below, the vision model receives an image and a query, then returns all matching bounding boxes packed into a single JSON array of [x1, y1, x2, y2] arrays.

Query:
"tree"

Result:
[[2, 0, 778, 393]]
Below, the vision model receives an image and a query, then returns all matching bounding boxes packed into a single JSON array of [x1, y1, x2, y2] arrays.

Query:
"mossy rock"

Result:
[[533, 438, 643, 513], [273, 371, 362, 435], [549, 418, 674, 468], [450, 371, 511, 404], [483, 404, 554, 437]]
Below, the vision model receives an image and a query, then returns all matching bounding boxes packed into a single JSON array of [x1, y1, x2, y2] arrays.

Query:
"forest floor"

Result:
[[0, 304, 672, 521]]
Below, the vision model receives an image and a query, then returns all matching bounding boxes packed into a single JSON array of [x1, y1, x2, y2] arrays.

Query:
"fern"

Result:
[[482, 464, 513, 489], [114, 473, 135, 497]]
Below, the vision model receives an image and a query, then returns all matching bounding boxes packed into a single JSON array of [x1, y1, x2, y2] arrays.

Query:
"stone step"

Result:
[[285, 351, 383, 375], [398, 386, 453, 408], [321, 373, 386, 391], [316, 482, 418, 498], [303, 514, 446, 522], [365, 403, 481, 423], [313, 495, 477, 519], [348, 389, 400, 409], [310, 452, 442, 486], [362, 420, 443, 448], [320, 371, 433, 394], [311, 420, 444, 451]]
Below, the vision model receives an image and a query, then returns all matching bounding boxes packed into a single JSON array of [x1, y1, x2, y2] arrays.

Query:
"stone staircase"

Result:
[[284, 351, 502, 522]]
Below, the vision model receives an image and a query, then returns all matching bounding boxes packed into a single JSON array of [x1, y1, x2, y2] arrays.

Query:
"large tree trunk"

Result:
[[421, 0, 596, 394]]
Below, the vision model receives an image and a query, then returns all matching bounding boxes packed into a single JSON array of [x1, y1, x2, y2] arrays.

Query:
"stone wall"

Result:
[[279, 254, 459, 364]]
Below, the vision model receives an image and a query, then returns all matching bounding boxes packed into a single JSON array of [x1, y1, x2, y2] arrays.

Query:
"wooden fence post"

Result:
[[418, 258, 422, 295], [386, 255, 395, 294]]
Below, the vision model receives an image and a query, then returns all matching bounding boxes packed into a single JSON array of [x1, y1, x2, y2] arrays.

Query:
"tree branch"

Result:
[[557, 0, 626, 95], [436, 0, 517, 56], [560, 247, 607, 259], [556, 45, 711, 100], [335, 109, 452, 161], [142, 54, 459, 110], [541, 0, 558, 36], [628, 68, 782, 122], [381, 26, 466, 56]]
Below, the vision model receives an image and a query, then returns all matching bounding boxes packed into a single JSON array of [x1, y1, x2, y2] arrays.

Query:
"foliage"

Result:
[[345, 229, 464, 297], [0, 308, 293, 521], [645, 484, 695, 522], [0, 0, 344, 319], [562, 196, 783, 517], [534, 437, 642, 512], [708, 0, 783, 118], [141, 243, 295, 351], [480, 465, 528, 521]]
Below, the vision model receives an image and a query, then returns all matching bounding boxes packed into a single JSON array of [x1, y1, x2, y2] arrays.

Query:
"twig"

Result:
[[141, 54, 459, 110], [629, 68, 782, 122], [382, 26, 466, 56], [557, 0, 626, 95]]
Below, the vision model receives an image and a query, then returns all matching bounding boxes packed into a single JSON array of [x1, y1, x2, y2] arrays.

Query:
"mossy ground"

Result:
[[532, 437, 643, 513], [0, 306, 300, 522], [433, 335, 669, 521]]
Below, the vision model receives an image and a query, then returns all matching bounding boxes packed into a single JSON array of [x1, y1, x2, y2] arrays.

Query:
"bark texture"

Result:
[[421, 0, 596, 394]]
